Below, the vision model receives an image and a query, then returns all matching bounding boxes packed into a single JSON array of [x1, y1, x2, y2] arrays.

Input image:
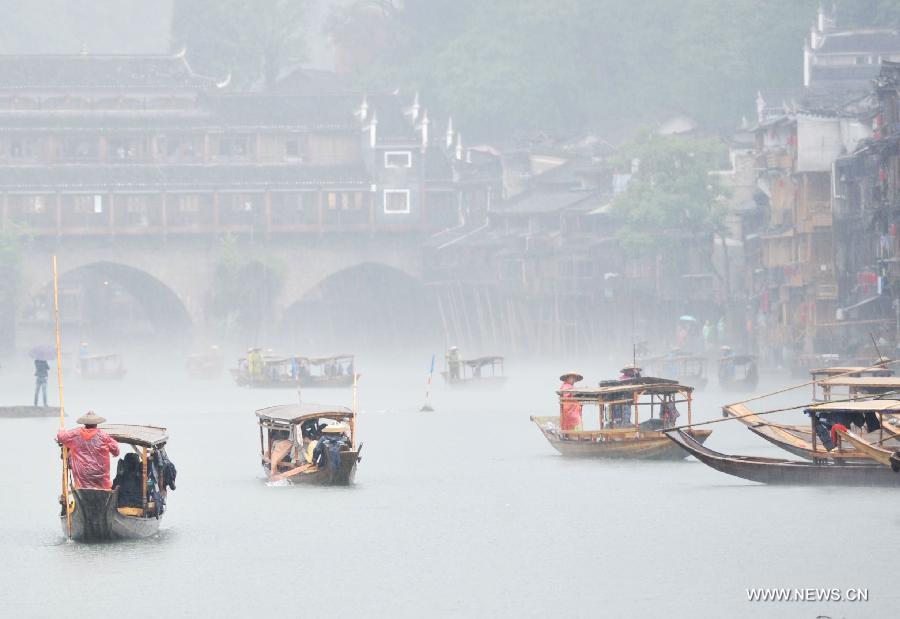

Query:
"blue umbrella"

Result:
[[678, 315, 698, 322], [29, 345, 54, 360]]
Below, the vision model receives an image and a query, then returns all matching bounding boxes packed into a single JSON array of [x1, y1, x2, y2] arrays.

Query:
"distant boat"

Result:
[[717, 354, 758, 391], [256, 403, 360, 485], [643, 353, 708, 389], [531, 377, 711, 460], [441, 355, 508, 389], [79, 354, 127, 380], [186, 348, 224, 380], [62, 424, 173, 542], [231, 354, 355, 389]]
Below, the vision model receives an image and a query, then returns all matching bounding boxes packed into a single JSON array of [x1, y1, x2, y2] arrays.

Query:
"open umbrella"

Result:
[[29, 345, 54, 360], [678, 315, 698, 322]]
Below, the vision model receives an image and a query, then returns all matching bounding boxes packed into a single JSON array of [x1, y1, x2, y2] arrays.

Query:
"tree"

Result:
[[208, 236, 285, 342], [611, 132, 729, 271], [171, 0, 311, 89]]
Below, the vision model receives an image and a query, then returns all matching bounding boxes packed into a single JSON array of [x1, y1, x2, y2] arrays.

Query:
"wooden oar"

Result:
[[52, 256, 71, 539]]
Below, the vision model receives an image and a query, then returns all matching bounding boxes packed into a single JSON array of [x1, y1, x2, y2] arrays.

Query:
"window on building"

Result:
[[384, 151, 412, 168], [384, 189, 410, 214], [218, 135, 253, 157], [179, 195, 200, 212], [285, 138, 301, 158], [62, 138, 98, 161]]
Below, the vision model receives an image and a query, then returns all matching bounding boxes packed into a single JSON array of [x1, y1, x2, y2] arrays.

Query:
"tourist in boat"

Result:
[[247, 348, 263, 378], [55, 411, 120, 489], [33, 358, 49, 407], [559, 371, 584, 431], [661, 397, 680, 428], [112, 453, 143, 508], [269, 428, 294, 475], [447, 346, 461, 380], [618, 365, 642, 381]]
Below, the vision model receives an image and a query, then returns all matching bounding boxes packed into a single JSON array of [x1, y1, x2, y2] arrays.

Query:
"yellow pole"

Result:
[[52, 256, 71, 539]]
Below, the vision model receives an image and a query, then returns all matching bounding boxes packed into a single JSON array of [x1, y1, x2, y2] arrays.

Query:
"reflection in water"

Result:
[[0, 358, 896, 618]]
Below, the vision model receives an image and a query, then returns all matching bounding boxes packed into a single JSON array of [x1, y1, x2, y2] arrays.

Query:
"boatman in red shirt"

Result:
[[56, 411, 120, 489], [559, 371, 584, 431]]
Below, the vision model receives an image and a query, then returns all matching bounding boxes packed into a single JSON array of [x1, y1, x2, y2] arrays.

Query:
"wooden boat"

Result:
[[257, 403, 360, 485], [814, 376, 900, 402], [717, 354, 758, 391], [186, 347, 224, 380], [297, 355, 355, 388], [232, 354, 355, 389], [62, 424, 172, 542], [0, 405, 61, 419], [79, 354, 127, 380], [644, 354, 708, 389], [664, 427, 900, 486], [723, 401, 900, 463], [442, 355, 508, 389], [530, 378, 711, 459]]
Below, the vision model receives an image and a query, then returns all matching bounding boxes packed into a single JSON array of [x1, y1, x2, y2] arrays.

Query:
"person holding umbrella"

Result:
[[33, 358, 49, 407], [29, 345, 54, 408]]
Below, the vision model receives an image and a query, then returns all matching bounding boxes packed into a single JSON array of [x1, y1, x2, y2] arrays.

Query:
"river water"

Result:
[[1, 355, 897, 618]]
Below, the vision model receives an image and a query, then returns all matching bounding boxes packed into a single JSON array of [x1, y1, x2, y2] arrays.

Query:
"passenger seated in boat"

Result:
[[300, 420, 325, 464], [112, 452, 143, 508], [313, 423, 351, 471], [269, 429, 294, 475], [559, 371, 584, 431]]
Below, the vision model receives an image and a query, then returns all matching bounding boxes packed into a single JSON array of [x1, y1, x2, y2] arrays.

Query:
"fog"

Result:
[[1, 2, 900, 618]]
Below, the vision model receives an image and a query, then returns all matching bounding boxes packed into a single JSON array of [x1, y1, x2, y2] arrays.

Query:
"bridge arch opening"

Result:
[[22, 261, 192, 349], [281, 262, 439, 355]]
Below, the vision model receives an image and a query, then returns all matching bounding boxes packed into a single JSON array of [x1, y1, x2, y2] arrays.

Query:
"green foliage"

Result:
[[209, 236, 285, 339], [340, 0, 900, 138], [611, 133, 728, 256], [171, 0, 311, 89]]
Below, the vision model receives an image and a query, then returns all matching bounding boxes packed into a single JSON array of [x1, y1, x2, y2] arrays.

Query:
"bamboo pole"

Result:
[[52, 256, 71, 539]]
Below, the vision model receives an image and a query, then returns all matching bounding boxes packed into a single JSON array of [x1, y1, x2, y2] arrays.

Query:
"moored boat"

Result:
[[442, 355, 507, 389], [664, 427, 900, 486], [531, 378, 711, 459], [723, 400, 900, 463], [61, 424, 173, 542], [256, 403, 361, 485], [79, 354, 127, 380]]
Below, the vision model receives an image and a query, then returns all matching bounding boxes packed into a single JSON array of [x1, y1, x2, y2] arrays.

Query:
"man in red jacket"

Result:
[[56, 411, 120, 489]]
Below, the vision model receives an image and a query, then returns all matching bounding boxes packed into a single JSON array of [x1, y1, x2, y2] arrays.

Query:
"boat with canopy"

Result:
[[530, 377, 711, 459], [61, 424, 174, 542], [232, 354, 355, 388], [256, 403, 361, 485], [717, 354, 758, 391], [80, 353, 127, 380], [643, 354, 708, 389], [442, 355, 507, 389]]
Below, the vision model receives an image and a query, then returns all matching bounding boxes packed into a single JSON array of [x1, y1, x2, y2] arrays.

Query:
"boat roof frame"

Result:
[[256, 403, 354, 426], [100, 423, 168, 448]]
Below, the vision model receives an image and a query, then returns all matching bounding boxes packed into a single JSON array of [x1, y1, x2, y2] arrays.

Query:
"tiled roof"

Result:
[[0, 163, 370, 190], [816, 30, 900, 54], [0, 53, 220, 90]]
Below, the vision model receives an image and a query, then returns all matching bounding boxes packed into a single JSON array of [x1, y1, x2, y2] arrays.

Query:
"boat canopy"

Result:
[[810, 366, 869, 376], [819, 376, 900, 389], [805, 399, 900, 413], [561, 381, 692, 401], [721, 354, 756, 363], [463, 356, 503, 366], [256, 403, 353, 426], [101, 424, 168, 448], [303, 355, 354, 364]]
